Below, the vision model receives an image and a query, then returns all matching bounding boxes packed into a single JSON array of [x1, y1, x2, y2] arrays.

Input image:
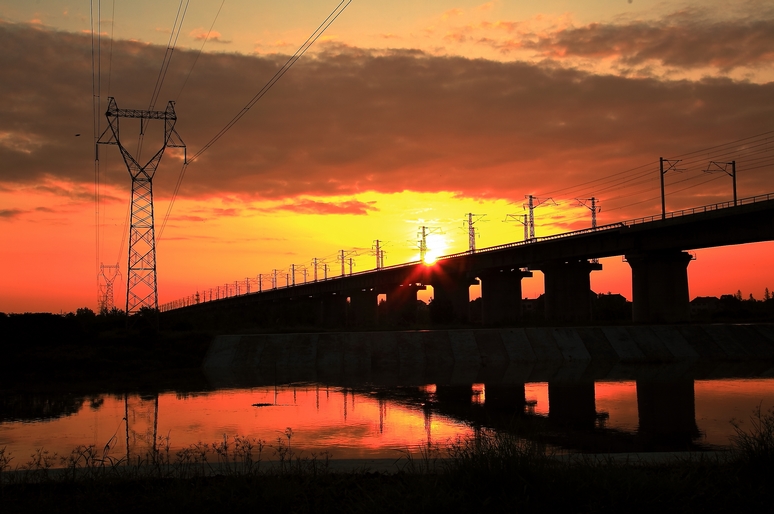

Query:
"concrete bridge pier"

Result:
[[479, 269, 533, 325], [539, 260, 602, 322], [625, 251, 692, 323], [348, 288, 378, 326], [317, 293, 348, 327], [430, 274, 478, 324], [385, 284, 426, 325]]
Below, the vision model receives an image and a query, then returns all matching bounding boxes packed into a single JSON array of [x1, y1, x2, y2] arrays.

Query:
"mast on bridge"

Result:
[[523, 195, 556, 240], [576, 197, 601, 229], [504, 214, 529, 242], [464, 213, 486, 252]]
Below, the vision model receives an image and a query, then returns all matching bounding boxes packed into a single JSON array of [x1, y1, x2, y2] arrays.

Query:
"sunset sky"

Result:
[[1, 0, 773, 313]]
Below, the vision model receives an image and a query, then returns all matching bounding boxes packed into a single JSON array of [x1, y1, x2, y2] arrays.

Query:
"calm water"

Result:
[[1, 377, 773, 467]]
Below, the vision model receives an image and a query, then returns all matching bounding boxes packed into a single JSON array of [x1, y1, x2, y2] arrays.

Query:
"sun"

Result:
[[423, 233, 449, 264]]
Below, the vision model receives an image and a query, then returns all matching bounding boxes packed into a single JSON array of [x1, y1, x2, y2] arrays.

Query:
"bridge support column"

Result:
[[349, 288, 378, 326], [430, 275, 477, 324], [479, 269, 533, 325], [385, 284, 426, 325], [539, 260, 602, 322], [625, 251, 692, 323], [317, 293, 348, 327]]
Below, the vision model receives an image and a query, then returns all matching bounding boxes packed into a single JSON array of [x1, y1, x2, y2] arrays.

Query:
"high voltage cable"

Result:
[[103, 0, 116, 268], [537, 131, 774, 203], [537, 161, 657, 198], [667, 130, 774, 160], [91, 0, 101, 305], [149, 0, 189, 111], [175, 0, 227, 102], [605, 173, 727, 213], [158, 0, 353, 240], [137, 0, 190, 159], [191, 0, 351, 162]]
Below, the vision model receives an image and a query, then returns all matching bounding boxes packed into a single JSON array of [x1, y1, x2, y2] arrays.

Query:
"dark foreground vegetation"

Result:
[[1, 407, 773, 513], [0, 309, 212, 393]]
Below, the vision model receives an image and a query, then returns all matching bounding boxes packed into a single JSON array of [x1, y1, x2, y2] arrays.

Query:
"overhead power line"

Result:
[[176, 0, 227, 101], [158, 0, 352, 240]]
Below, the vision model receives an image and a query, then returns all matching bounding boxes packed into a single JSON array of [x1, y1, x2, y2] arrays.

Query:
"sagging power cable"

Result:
[[158, 0, 353, 240]]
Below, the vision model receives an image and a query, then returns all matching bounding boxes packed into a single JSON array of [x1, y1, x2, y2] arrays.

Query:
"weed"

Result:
[[730, 404, 774, 470]]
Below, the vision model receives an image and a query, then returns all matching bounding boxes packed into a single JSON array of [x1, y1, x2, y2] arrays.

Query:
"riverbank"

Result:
[[1, 426, 772, 513]]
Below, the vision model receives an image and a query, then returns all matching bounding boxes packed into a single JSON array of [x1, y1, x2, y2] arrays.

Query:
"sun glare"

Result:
[[423, 233, 449, 264]]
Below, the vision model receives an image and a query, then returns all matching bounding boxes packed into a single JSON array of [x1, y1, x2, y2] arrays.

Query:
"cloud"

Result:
[[0, 208, 26, 219], [442, 9, 465, 21], [258, 199, 379, 215], [1, 20, 773, 223], [189, 28, 231, 44], [528, 16, 774, 71]]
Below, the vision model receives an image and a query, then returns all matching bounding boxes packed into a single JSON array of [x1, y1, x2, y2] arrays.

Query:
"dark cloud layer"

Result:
[[527, 15, 774, 71], [1, 21, 773, 219]]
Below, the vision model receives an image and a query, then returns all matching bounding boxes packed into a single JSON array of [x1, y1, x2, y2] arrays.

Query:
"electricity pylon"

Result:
[[97, 97, 185, 315], [98, 263, 121, 312]]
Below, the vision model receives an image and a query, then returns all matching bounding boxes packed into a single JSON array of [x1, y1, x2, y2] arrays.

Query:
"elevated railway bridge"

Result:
[[161, 194, 774, 328]]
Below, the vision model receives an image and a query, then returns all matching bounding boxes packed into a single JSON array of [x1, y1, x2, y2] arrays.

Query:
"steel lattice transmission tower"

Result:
[[98, 263, 121, 312], [97, 97, 186, 315]]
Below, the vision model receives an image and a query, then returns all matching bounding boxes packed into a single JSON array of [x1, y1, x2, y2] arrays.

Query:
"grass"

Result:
[[731, 404, 774, 470], [1, 410, 773, 512]]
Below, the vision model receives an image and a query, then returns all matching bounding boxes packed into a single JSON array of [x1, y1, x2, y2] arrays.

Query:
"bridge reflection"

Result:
[[359, 379, 705, 453]]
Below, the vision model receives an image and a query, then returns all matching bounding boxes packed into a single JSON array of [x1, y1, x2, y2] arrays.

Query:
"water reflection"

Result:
[[0, 393, 89, 423], [0, 378, 772, 467]]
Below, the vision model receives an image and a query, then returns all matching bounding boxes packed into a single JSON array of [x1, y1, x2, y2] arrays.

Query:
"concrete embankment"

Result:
[[203, 324, 774, 387]]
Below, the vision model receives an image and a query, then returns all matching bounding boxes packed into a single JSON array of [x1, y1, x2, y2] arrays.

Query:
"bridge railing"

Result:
[[161, 192, 774, 311], [619, 193, 774, 226], [436, 192, 774, 261]]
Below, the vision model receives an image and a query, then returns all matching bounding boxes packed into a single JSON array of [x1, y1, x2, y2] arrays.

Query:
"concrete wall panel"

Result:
[[601, 327, 646, 361], [551, 327, 592, 361], [501, 329, 537, 362]]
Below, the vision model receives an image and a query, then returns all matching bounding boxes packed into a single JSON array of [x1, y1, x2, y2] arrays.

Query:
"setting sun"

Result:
[[421, 233, 450, 264]]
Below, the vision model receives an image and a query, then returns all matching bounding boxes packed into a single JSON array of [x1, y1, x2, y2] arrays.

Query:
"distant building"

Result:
[[592, 292, 631, 321], [690, 296, 720, 317]]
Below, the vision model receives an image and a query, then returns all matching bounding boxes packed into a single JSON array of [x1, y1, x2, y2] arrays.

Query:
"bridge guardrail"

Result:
[[618, 193, 774, 226]]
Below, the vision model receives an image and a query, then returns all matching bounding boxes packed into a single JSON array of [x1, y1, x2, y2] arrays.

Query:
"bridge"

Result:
[[161, 193, 774, 329]]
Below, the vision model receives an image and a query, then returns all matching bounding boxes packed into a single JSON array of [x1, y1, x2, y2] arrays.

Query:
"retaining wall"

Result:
[[203, 324, 774, 387]]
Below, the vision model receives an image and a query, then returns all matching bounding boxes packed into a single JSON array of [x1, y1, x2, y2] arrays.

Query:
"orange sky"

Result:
[[1, 1, 774, 313]]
